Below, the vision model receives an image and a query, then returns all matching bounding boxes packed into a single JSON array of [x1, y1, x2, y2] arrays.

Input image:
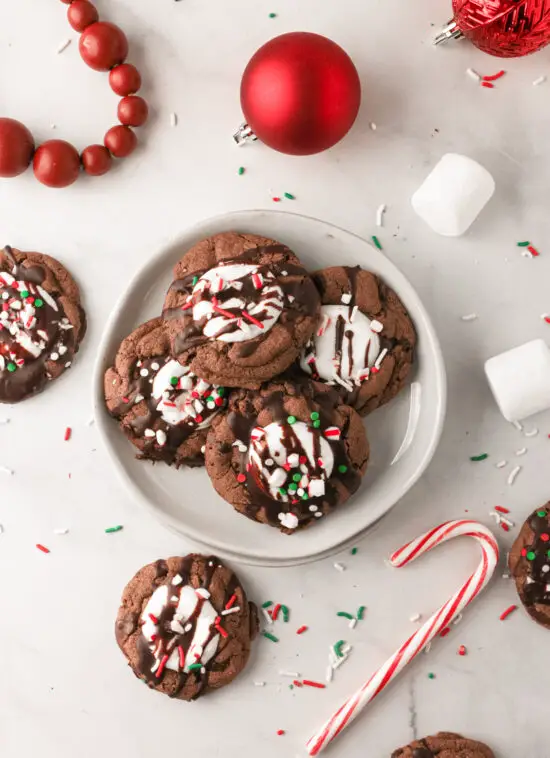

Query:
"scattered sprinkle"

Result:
[[296, 625, 308, 635], [371, 235, 383, 250], [356, 605, 366, 620], [427, 672, 436, 679], [496, 460, 507, 469], [495, 506, 510, 514], [302, 680, 326, 689], [376, 204, 387, 227], [517, 240, 531, 247], [470, 453, 488, 462], [507, 465, 522, 485], [524, 427, 539, 437], [466, 68, 481, 82], [512, 420, 523, 430], [269, 12, 277, 18], [533, 75, 547, 86], [254, 681, 265, 687], [56, 39, 72, 54], [237, 166, 245, 176], [279, 670, 300, 678], [461, 313, 478, 322], [453, 613, 463, 626], [276, 730, 285, 736], [333, 562, 346, 572], [516, 447, 527, 456], [457, 645, 467, 656], [369, 121, 377, 130], [262, 608, 273, 625], [483, 70, 506, 82], [54, 528, 69, 535], [105, 525, 123, 533], [0, 466, 13, 475], [481, 81, 494, 89], [170, 113, 178, 127], [284, 192, 296, 200], [36, 544, 50, 554], [262, 631, 279, 643], [333, 639, 346, 658], [409, 613, 421, 622], [499, 604, 518, 621], [540, 313, 550, 324], [64, 427, 72, 442], [337, 611, 354, 620], [0, 419, 10, 425], [272, 196, 281, 203], [350, 546, 358, 555], [262, 600, 273, 608]]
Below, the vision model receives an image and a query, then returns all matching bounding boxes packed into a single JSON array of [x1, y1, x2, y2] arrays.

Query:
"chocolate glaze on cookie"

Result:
[[115, 554, 258, 701], [391, 732, 495, 758], [509, 503, 550, 629], [105, 318, 227, 467], [205, 377, 369, 534], [300, 266, 416, 415], [0, 246, 86, 403], [163, 232, 320, 388]]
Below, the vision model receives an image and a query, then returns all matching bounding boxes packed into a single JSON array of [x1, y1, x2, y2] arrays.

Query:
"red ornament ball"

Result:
[[240, 32, 361, 156], [79, 22, 128, 72], [33, 140, 81, 188], [81, 144, 112, 176], [118, 96, 149, 127], [0, 118, 34, 178], [67, 0, 99, 33], [104, 125, 137, 158], [109, 63, 142, 96]]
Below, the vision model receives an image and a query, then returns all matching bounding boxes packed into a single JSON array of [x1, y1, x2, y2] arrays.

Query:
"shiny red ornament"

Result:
[[79, 21, 128, 71], [109, 63, 141, 96], [435, 0, 550, 57], [104, 125, 137, 158], [81, 144, 112, 176], [0, 118, 34, 178], [67, 0, 99, 33], [237, 32, 361, 156], [33, 140, 81, 188], [118, 96, 149, 127]]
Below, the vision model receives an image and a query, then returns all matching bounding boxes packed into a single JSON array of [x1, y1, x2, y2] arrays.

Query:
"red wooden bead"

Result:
[[81, 144, 112, 176], [104, 125, 137, 158], [68, 0, 99, 32], [109, 63, 141, 96], [118, 96, 148, 127], [0, 118, 34, 178], [33, 140, 80, 188], [79, 22, 128, 72]]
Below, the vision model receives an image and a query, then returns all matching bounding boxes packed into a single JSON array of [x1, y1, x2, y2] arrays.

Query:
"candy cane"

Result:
[[306, 520, 499, 756]]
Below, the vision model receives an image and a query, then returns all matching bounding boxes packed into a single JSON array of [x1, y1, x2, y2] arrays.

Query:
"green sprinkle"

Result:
[[470, 453, 488, 462], [284, 192, 296, 200], [192, 276, 199, 286], [371, 235, 383, 250], [287, 415, 297, 425], [537, 510, 547, 518], [351, 547, 358, 555], [288, 483, 298, 492], [289, 684, 294, 690], [337, 611, 354, 620], [280, 604, 290, 622], [333, 639, 346, 658], [338, 464, 348, 474], [105, 525, 123, 533], [238, 166, 245, 176], [527, 551, 536, 561], [217, 387, 225, 396], [278, 487, 287, 496], [547, 549, 550, 558], [517, 241, 530, 247], [292, 473, 301, 482], [187, 663, 203, 671], [313, 420, 321, 428], [206, 396, 214, 403], [357, 605, 366, 620], [34, 298, 43, 308], [302, 492, 309, 500], [310, 411, 320, 421], [20, 290, 29, 298], [262, 600, 273, 608], [170, 376, 179, 386], [427, 672, 436, 680], [7, 363, 16, 373], [268, 12, 277, 18], [262, 631, 279, 643]]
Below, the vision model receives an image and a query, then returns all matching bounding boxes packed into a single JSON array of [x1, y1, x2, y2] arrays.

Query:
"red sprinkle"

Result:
[[528, 245, 540, 257], [272, 197, 282, 203], [178, 646, 186, 669], [499, 604, 518, 621], [276, 729, 285, 736], [302, 680, 326, 689], [271, 603, 282, 621], [293, 679, 303, 687], [494, 506, 510, 514], [541, 533, 550, 542], [440, 626, 451, 638], [64, 427, 72, 441], [457, 645, 467, 656], [481, 81, 494, 89], [156, 654, 170, 679], [483, 70, 506, 81], [36, 544, 50, 554], [500, 522, 510, 532], [213, 303, 236, 320], [181, 302, 193, 311], [225, 593, 237, 610], [545, 317, 550, 324], [216, 624, 229, 639], [296, 625, 308, 635], [149, 613, 159, 624], [237, 473, 247, 483], [122, 396, 130, 404]]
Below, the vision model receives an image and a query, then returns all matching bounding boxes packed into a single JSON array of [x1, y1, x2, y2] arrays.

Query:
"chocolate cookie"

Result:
[[391, 732, 495, 758], [0, 245, 86, 403], [104, 318, 228, 467], [205, 377, 369, 534], [509, 503, 550, 629], [162, 232, 321, 388], [115, 553, 258, 700], [299, 266, 416, 415]]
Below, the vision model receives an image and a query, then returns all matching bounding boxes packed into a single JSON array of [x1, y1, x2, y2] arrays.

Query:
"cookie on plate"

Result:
[[104, 318, 228, 467], [0, 245, 86, 403], [205, 377, 369, 534], [115, 553, 258, 700], [162, 232, 321, 388], [391, 732, 495, 758], [509, 502, 550, 629], [300, 265, 416, 415]]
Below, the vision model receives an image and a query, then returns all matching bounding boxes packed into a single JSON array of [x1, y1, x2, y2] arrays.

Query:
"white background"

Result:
[[1, 1, 550, 756]]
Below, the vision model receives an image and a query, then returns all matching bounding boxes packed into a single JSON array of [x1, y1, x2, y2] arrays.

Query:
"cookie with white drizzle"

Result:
[[299, 266, 416, 415], [115, 554, 258, 700], [0, 246, 86, 403], [162, 232, 321, 388], [205, 377, 369, 534], [104, 318, 228, 467]]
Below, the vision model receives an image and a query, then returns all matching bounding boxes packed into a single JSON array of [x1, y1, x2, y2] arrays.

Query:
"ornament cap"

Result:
[[433, 20, 464, 46], [233, 123, 258, 146]]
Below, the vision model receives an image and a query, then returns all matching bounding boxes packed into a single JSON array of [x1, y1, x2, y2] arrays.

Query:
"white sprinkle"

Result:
[[349, 305, 359, 323], [195, 587, 210, 599], [376, 203, 387, 227], [374, 347, 388, 370], [496, 460, 507, 469], [86, 416, 95, 426], [533, 75, 547, 86], [348, 618, 357, 630], [369, 121, 377, 130], [262, 608, 273, 625], [0, 466, 13, 475], [172, 574, 183, 585], [171, 619, 185, 634], [502, 572, 511, 579], [516, 447, 527, 456], [424, 642, 432, 654], [54, 528, 69, 535], [170, 112, 178, 127], [341, 293, 352, 305], [184, 623, 192, 632], [524, 427, 539, 437], [500, 515, 515, 528], [325, 664, 333, 682], [466, 67, 481, 82], [56, 39, 72, 54], [543, 565, 550, 574], [507, 465, 522, 485], [333, 651, 351, 670], [50, 352, 59, 361], [140, 368, 149, 377], [370, 319, 384, 333], [221, 606, 241, 616], [0, 419, 10, 425], [460, 313, 478, 322], [144, 429, 155, 438], [333, 562, 346, 572], [512, 420, 523, 431], [156, 429, 167, 446], [279, 670, 300, 678], [50, 124, 56, 130], [453, 613, 463, 626], [254, 681, 266, 687], [409, 613, 421, 623]]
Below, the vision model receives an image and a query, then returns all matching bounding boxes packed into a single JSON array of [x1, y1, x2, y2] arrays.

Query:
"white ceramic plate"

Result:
[[94, 211, 446, 566]]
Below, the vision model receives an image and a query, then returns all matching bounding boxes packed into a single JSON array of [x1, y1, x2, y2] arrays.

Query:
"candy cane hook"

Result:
[[306, 520, 499, 756]]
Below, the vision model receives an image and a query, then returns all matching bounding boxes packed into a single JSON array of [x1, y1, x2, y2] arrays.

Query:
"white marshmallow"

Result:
[[411, 153, 495, 236], [485, 339, 550, 422]]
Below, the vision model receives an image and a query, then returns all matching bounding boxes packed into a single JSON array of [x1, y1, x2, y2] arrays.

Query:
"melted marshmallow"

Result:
[[151, 359, 220, 429]]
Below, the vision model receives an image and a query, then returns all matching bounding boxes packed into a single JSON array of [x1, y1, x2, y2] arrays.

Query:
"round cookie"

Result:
[[162, 232, 321, 388], [205, 377, 369, 534], [104, 318, 228, 467], [115, 553, 258, 701], [299, 265, 416, 415], [391, 732, 495, 758], [509, 503, 550, 629]]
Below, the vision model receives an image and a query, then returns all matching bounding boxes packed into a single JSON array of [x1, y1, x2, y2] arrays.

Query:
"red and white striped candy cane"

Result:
[[306, 520, 499, 756]]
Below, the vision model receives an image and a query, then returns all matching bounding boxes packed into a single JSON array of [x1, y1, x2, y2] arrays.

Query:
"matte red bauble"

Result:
[[109, 63, 142, 96], [235, 32, 361, 156], [0, 118, 34, 178], [79, 21, 128, 72], [67, 0, 99, 33], [81, 145, 112, 176], [435, 0, 550, 57], [33, 140, 81, 188], [104, 125, 137, 158], [118, 96, 149, 127]]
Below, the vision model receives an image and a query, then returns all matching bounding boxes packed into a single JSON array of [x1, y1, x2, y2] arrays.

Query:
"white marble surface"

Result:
[[1, 1, 549, 756]]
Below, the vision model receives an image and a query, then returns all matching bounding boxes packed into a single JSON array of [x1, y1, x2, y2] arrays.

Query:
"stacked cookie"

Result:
[[104, 232, 416, 534]]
